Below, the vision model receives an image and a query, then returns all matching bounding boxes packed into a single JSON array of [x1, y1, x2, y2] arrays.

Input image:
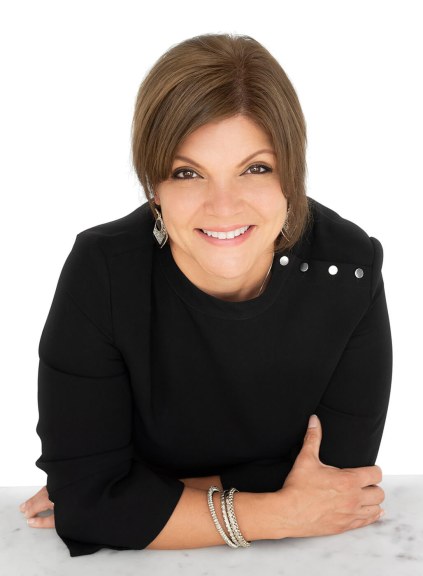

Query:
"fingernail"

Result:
[[308, 414, 318, 428], [379, 510, 385, 518], [27, 518, 36, 526], [19, 503, 27, 512]]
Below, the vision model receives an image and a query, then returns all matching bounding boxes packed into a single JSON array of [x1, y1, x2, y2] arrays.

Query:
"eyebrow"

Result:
[[173, 148, 276, 171]]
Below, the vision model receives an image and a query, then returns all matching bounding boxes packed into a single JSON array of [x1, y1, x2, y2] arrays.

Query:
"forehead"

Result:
[[174, 115, 274, 160]]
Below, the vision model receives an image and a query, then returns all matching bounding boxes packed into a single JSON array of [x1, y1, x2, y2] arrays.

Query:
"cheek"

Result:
[[161, 191, 202, 226], [261, 193, 287, 234], [254, 189, 286, 217], [161, 204, 193, 238]]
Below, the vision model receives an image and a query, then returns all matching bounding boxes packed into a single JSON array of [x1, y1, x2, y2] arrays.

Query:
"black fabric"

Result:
[[35, 197, 392, 556]]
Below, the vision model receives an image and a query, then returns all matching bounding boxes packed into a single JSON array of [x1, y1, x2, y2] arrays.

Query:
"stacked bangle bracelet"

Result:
[[207, 486, 252, 548]]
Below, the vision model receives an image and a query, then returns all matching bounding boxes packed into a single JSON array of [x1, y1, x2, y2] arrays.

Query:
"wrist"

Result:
[[232, 490, 282, 542], [266, 487, 297, 540]]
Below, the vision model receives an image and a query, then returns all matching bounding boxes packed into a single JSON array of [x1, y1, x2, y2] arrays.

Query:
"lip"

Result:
[[195, 225, 255, 246], [197, 225, 252, 233]]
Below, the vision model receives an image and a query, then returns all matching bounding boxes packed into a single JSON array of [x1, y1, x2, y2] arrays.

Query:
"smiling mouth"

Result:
[[199, 225, 252, 240]]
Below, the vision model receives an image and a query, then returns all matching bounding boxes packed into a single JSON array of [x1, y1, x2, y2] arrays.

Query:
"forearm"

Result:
[[146, 485, 276, 549]]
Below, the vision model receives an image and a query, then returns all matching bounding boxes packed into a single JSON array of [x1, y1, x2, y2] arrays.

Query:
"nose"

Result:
[[204, 178, 243, 218]]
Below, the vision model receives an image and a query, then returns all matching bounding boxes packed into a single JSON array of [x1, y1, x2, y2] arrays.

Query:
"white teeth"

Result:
[[201, 225, 250, 239]]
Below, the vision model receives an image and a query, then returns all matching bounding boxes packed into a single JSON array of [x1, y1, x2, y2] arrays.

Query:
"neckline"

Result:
[[156, 242, 299, 320]]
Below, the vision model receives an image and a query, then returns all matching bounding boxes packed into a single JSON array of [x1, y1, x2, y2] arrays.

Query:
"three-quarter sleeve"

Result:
[[316, 236, 393, 467], [35, 232, 184, 557]]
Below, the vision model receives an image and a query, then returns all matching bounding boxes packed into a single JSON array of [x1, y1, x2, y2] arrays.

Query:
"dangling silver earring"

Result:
[[153, 207, 168, 248], [281, 205, 291, 241]]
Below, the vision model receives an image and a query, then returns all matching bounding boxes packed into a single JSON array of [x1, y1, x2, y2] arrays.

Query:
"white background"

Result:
[[1, 0, 422, 486]]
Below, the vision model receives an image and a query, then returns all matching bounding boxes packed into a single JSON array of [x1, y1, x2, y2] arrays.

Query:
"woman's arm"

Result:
[[147, 416, 385, 548], [34, 232, 187, 556], [315, 237, 392, 468], [19, 477, 224, 529], [24, 424, 384, 545]]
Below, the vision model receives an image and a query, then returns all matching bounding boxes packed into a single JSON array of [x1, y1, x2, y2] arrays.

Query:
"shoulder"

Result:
[[293, 197, 384, 299], [73, 201, 155, 257], [304, 197, 377, 265], [57, 202, 155, 308]]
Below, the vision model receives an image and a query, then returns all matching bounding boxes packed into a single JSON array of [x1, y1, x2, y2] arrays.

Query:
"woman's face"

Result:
[[154, 114, 288, 300]]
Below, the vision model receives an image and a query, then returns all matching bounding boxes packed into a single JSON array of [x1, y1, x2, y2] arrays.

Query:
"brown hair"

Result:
[[131, 33, 311, 253]]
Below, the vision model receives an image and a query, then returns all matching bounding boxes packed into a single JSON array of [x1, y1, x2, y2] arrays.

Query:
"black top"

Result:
[[35, 197, 392, 557]]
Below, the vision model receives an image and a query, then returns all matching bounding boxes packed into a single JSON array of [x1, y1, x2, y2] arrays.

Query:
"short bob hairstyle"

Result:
[[132, 33, 311, 253]]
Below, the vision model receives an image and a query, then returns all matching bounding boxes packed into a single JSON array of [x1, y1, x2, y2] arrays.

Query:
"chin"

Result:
[[200, 261, 249, 280]]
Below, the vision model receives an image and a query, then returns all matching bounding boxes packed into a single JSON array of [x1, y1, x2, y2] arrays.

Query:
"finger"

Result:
[[19, 486, 49, 512], [30, 485, 53, 505], [23, 498, 54, 518], [361, 485, 385, 506], [301, 414, 322, 459], [344, 465, 383, 488], [21, 492, 54, 517], [357, 505, 384, 519], [348, 508, 384, 531], [19, 491, 40, 512], [27, 514, 55, 529]]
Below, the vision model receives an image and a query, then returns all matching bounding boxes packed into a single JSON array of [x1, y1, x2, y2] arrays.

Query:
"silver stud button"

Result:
[[355, 268, 364, 279], [328, 265, 338, 275], [279, 255, 289, 266], [300, 262, 309, 272]]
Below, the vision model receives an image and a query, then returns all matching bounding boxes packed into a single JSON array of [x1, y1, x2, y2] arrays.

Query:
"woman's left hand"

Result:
[[19, 485, 55, 528]]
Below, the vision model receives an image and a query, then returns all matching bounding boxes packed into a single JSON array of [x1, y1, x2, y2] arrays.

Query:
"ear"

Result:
[[153, 191, 160, 206]]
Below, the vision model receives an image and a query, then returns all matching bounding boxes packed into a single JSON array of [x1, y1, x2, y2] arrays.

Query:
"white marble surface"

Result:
[[1, 476, 422, 575]]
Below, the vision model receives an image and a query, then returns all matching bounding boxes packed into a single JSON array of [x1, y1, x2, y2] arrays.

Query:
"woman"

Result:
[[19, 33, 392, 557]]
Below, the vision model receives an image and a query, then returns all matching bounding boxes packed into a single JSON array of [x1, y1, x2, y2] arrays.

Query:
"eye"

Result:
[[172, 168, 200, 180], [244, 163, 273, 175]]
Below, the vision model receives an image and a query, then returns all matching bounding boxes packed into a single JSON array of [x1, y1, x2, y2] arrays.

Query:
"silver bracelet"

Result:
[[207, 486, 252, 548], [224, 488, 251, 547], [220, 489, 240, 546], [207, 486, 239, 547]]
